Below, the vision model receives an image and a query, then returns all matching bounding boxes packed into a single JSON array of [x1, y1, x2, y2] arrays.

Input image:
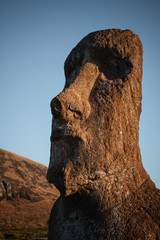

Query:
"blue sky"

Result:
[[0, 0, 160, 188]]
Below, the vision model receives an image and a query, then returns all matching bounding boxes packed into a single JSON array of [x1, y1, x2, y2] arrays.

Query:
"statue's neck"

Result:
[[82, 155, 150, 212]]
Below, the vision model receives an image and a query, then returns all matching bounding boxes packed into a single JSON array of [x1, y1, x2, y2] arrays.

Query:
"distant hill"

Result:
[[0, 148, 59, 240]]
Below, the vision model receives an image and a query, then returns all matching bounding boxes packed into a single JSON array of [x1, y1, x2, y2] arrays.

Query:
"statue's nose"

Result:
[[50, 88, 91, 122]]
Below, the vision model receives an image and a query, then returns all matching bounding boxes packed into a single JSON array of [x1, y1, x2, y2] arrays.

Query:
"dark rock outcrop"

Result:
[[0, 148, 59, 234], [47, 29, 160, 239]]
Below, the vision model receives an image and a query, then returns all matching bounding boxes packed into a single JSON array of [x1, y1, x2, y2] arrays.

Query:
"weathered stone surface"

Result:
[[47, 29, 160, 239]]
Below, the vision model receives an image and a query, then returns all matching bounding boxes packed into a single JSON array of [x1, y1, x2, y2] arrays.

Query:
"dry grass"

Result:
[[0, 148, 60, 238]]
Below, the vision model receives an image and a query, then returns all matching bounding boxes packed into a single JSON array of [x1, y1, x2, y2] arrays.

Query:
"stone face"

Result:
[[47, 29, 160, 239]]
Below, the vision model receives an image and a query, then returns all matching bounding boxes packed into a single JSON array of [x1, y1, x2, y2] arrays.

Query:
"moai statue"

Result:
[[47, 29, 160, 240]]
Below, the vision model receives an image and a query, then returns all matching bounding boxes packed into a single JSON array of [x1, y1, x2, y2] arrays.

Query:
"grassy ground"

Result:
[[0, 229, 48, 240], [0, 149, 60, 240]]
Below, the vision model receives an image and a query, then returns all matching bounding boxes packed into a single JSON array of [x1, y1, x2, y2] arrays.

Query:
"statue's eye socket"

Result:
[[97, 56, 132, 81], [90, 48, 133, 81], [109, 57, 133, 80]]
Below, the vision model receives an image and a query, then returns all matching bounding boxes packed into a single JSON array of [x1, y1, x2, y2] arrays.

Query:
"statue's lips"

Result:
[[50, 128, 82, 142], [51, 128, 65, 142]]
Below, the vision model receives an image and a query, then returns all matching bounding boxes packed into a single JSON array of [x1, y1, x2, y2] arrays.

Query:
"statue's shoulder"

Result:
[[144, 183, 160, 225], [122, 180, 160, 239]]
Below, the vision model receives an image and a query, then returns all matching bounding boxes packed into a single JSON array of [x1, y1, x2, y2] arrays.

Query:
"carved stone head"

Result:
[[47, 29, 147, 199]]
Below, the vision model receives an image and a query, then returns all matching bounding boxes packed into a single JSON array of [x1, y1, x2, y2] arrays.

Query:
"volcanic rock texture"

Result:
[[0, 148, 59, 238], [47, 29, 160, 239]]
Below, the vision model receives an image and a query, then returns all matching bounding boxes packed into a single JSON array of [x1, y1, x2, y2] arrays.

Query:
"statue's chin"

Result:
[[47, 136, 90, 195], [48, 160, 88, 196]]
